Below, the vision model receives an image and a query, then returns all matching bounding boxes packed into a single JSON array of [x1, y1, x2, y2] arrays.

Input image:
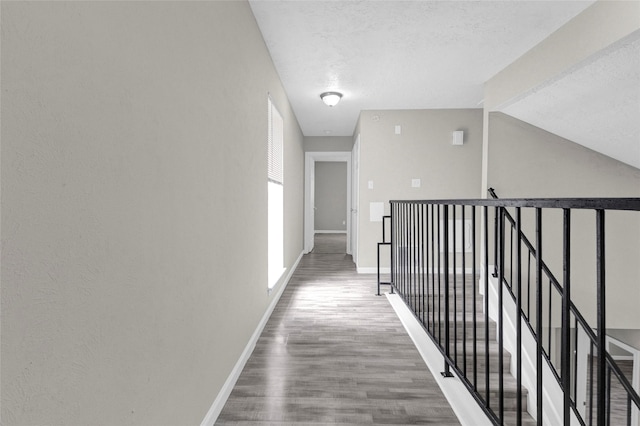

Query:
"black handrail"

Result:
[[387, 195, 640, 426], [377, 215, 393, 296], [489, 190, 640, 425], [390, 197, 640, 211]]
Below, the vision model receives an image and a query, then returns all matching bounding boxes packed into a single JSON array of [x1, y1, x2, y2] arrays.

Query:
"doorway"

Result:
[[313, 161, 348, 254], [304, 152, 351, 255]]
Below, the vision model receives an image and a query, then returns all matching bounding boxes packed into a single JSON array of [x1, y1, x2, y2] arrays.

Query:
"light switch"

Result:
[[411, 178, 421, 188], [395, 125, 401, 135], [368, 180, 374, 189], [452, 130, 464, 145]]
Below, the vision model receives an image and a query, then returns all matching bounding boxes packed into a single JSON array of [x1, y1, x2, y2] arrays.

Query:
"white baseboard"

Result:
[[486, 272, 585, 425], [200, 251, 304, 426], [612, 355, 635, 361], [386, 293, 493, 426], [314, 230, 347, 234]]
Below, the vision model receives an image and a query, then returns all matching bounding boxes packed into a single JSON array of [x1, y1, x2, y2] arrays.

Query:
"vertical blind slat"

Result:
[[268, 98, 284, 184]]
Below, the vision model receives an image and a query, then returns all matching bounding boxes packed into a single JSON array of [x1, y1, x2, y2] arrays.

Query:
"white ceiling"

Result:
[[502, 33, 640, 169], [249, 0, 640, 169]]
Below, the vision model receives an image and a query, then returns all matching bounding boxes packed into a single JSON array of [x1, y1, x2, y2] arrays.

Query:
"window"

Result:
[[268, 97, 285, 289]]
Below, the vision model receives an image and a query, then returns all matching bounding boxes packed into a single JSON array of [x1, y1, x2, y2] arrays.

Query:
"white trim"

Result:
[[351, 135, 360, 266], [483, 270, 584, 426], [484, 267, 639, 426], [606, 335, 640, 426], [200, 251, 304, 426], [304, 152, 352, 255], [387, 293, 493, 426], [612, 355, 635, 361], [314, 230, 347, 234], [267, 266, 286, 293]]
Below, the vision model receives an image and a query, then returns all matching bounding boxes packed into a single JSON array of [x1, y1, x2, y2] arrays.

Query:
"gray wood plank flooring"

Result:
[[585, 358, 636, 425], [311, 233, 347, 254], [216, 234, 461, 425]]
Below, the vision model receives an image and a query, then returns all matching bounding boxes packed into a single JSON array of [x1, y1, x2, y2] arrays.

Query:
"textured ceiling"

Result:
[[250, 0, 640, 170], [502, 33, 640, 169], [249, 0, 595, 136]]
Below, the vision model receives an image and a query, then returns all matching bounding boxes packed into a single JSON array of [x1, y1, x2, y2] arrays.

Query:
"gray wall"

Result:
[[314, 162, 348, 231], [480, 1, 640, 345], [356, 109, 484, 270], [1, 2, 304, 425], [487, 112, 640, 329], [304, 136, 354, 152], [482, 0, 640, 194]]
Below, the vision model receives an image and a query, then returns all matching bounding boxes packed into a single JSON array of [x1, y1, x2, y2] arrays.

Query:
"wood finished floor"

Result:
[[585, 358, 636, 426], [216, 234, 461, 425], [310, 233, 347, 254]]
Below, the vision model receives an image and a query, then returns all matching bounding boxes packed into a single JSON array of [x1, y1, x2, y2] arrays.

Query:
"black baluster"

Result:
[[442, 205, 453, 377], [516, 207, 523, 426], [562, 208, 571, 426], [536, 208, 543, 426], [596, 209, 606, 426]]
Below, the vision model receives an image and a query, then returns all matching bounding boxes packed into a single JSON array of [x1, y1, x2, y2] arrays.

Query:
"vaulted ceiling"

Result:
[[501, 34, 640, 169], [249, 0, 640, 169]]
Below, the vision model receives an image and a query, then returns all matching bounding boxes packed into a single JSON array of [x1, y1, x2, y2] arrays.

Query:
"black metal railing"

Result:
[[387, 196, 640, 426], [377, 215, 393, 296]]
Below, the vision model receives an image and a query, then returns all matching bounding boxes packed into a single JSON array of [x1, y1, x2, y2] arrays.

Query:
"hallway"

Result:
[[216, 234, 460, 425]]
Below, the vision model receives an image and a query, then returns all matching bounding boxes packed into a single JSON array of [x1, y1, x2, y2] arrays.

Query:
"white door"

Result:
[[351, 135, 360, 265]]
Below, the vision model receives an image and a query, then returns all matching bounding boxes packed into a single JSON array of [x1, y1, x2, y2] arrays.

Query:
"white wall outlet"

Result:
[[395, 125, 401, 135], [368, 180, 374, 189], [411, 178, 421, 188]]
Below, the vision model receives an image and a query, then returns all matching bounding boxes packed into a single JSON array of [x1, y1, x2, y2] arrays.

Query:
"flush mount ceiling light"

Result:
[[320, 92, 342, 107]]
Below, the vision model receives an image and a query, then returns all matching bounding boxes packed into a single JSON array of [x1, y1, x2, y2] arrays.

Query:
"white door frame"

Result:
[[351, 135, 360, 265], [304, 152, 352, 254]]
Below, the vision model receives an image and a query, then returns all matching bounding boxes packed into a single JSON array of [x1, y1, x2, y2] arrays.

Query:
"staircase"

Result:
[[381, 197, 640, 426], [410, 274, 536, 425]]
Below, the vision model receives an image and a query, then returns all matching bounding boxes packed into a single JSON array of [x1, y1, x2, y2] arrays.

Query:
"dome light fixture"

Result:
[[320, 92, 343, 107]]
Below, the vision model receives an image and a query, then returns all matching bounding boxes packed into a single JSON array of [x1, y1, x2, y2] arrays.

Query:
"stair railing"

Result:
[[386, 197, 640, 426]]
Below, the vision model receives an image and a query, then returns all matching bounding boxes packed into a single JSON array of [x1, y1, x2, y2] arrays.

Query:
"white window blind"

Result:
[[268, 98, 284, 185], [268, 96, 285, 289]]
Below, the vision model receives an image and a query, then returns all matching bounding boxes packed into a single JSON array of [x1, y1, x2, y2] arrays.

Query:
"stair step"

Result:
[[448, 351, 512, 373], [394, 274, 538, 426], [411, 298, 485, 310], [424, 339, 512, 376], [501, 410, 538, 426], [407, 308, 489, 322], [432, 321, 498, 341], [470, 375, 530, 412], [402, 287, 483, 297]]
